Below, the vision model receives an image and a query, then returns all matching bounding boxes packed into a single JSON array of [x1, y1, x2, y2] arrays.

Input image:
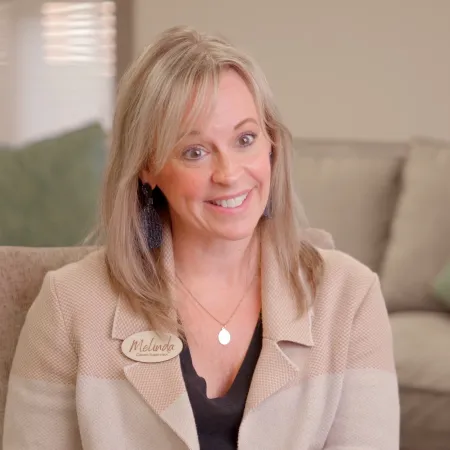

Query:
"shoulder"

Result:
[[44, 248, 118, 325], [49, 247, 109, 287], [314, 248, 380, 316], [302, 226, 374, 286], [319, 248, 376, 287]]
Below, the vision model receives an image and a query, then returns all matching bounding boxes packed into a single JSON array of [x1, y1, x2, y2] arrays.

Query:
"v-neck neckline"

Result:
[[180, 317, 263, 401]]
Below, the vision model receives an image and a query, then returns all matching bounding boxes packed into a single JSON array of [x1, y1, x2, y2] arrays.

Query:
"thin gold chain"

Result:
[[175, 272, 258, 328]]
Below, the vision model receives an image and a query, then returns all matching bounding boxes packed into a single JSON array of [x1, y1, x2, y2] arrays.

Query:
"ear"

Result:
[[139, 168, 156, 190]]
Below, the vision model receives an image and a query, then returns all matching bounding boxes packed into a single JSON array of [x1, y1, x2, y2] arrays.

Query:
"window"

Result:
[[0, 2, 12, 66], [41, 1, 116, 76]]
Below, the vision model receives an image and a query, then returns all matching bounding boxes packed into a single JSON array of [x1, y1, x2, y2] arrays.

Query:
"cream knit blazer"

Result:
[[3, 232, 400, 449]]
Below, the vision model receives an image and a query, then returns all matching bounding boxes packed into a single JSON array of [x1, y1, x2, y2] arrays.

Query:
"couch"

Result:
[[1, 137, 450, 449]]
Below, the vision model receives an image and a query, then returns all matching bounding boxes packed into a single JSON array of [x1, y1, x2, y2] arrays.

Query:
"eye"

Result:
[[182, 146, 207, 161], [237, 132, 257, 147]]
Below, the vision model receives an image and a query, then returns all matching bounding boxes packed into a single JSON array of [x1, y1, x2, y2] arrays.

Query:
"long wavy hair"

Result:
[[99, 26, 324, 333]]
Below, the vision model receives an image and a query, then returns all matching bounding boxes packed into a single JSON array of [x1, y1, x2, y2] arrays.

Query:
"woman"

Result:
[[3, 26, 399, 449]]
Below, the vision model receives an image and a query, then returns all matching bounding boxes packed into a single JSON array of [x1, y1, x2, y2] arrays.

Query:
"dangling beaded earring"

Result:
[[139, 181, 163, 249]]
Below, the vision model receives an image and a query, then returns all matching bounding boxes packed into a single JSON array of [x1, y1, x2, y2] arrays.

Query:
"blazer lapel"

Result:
[[244, 230, 314, 416], [111, 224, 199, 450]]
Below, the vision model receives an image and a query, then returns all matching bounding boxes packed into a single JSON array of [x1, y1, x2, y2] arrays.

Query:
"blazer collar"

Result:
[[241, 226, 314, 417], [260, 225, 314, 347]]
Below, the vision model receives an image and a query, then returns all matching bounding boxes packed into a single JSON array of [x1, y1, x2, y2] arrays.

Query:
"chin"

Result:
[[213, 221, 260, 242]]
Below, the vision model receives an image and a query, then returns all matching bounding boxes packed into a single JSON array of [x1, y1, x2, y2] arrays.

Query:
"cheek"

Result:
[[156, 166, 207, 203], [246, 151, 272, 187]]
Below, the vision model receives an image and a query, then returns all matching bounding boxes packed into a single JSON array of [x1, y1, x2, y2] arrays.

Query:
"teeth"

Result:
[[212, 193, 248, 208]]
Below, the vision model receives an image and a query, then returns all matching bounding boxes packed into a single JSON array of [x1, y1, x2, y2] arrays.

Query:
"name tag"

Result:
[[122, 331, 183, 363]]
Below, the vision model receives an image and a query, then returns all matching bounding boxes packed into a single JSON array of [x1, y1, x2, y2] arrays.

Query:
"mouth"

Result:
[[207, 191, 250, 209]]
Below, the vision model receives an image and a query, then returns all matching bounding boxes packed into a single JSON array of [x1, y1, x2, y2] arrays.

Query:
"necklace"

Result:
[[175, 272, 257, 345]]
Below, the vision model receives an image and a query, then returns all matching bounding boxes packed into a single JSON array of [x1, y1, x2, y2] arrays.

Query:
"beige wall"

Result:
[[132, 0, 450, 141]]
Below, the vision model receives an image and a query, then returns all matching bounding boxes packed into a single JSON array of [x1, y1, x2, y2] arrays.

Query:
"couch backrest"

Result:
[[292, 138, 409, 272], [0, 246, 94, 442]]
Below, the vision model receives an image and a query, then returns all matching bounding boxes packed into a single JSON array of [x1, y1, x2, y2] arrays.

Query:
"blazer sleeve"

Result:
[[324, 274, 400, 450], [3, 272, 82, 450]]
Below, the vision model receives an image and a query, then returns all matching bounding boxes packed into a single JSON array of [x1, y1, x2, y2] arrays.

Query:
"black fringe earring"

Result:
[[139, 181, 163, 248]]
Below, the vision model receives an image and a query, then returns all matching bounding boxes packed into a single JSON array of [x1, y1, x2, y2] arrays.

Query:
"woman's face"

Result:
[[142, 70, 272, 242]]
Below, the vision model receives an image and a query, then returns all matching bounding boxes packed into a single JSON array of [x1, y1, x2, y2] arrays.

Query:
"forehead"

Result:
[[214, 70, 258, 120], [215, 70, 256, 108], [182, 69, 260, 135]]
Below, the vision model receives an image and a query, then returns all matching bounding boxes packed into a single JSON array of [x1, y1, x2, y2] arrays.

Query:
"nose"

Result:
[[211, 152, 243, 185]]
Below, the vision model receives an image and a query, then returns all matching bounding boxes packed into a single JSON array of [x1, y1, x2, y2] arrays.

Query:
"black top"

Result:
[[180, 320, 263, 450]]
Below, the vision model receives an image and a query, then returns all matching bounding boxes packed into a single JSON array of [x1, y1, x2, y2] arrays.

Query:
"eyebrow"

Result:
[[234, 117, 259, 130], [184, 117, 259, 137]]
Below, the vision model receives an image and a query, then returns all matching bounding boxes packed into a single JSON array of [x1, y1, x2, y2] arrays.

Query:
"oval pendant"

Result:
[[218, 327, 231, 345]]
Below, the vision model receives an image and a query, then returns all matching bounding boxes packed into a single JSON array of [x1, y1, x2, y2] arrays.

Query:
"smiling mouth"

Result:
[[207, 192, 249, 209]]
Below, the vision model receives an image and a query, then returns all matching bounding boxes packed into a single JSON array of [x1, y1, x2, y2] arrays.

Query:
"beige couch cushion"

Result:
[[380, 139, 450, 312], [293, 139, 406, 271], [0, 246, 94, 442], [391, 311, 450, 450]]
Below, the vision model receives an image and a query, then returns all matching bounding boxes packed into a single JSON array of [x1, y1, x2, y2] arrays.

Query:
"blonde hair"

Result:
[[100, 26, 324, 333]]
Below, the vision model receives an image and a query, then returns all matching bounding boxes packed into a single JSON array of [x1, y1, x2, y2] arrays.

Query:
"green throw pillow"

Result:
[[0, 123, 106, 247], [434, 263, 450, 309]]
